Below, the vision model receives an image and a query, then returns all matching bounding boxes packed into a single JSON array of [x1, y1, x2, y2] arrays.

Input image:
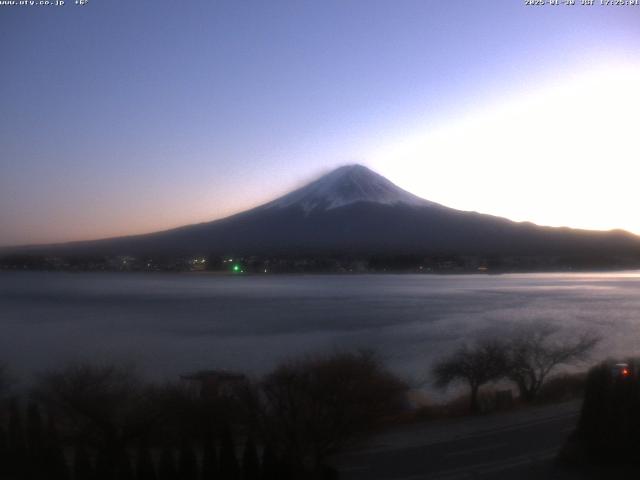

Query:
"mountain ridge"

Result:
[[3, 165, 640, 265]]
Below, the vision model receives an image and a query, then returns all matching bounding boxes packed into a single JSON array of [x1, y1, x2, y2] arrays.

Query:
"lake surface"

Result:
[[1, 271, 640, 385]]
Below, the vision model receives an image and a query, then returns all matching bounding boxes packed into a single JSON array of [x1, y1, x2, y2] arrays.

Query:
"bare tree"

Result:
[[432, 341, 508, 414], [260, 350, 408, 475], [0, 364, 10, 398], [505, 325, 600, 403], [34, 363, 159, 458]]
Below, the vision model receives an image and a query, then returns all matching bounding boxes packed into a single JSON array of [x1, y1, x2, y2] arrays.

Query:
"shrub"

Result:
[[260, 350, 408, 475]]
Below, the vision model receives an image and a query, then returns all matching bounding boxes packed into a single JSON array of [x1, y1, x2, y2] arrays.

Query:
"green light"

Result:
[[233, 264, 240, 272]]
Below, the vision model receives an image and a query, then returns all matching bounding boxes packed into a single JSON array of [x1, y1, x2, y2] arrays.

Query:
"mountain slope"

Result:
[[6, 165, 640, 260]]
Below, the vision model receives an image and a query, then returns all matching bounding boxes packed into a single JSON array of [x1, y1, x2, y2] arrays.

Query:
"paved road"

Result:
[[338, 401, 584, 479]]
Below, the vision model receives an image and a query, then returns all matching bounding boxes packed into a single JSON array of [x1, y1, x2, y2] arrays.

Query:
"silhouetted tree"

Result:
[[0, 370, 11, 478], [8, 399, 26, 477], [35, 363, 159, 460], [115, 450, 134, 480], [261, 351, 408, 473], [0, 364, 11, 399], [26, 403, 46, 479], [218, 425, 239, 480], [74, 445, 95, 480], [178, 441, 198, 480], [136, 442, 156, 480], [27, 403, 44, 455], [95, 447, 115, 480], [158, 447, 178, 480], [202, 433, 217, 480], [320, 465, 340, 480], [505, 325, 600, 402], [146, 382, 206, 449], [433, 341, 508, 414], [0, 425, 8, 478], [8, 399, 24, 448], [260, 444, 278, 480], [44, 414, 69, 480], [27, 404, 44, 446], [241, 437, 259, 480], [275, 457, 292, 480]]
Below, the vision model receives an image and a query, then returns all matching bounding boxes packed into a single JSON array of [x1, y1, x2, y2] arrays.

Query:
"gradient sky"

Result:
[[1, 0, 639, 246]]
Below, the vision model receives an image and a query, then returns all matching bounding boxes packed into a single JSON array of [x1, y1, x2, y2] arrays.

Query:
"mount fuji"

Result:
[[9, 165, 640, 261]]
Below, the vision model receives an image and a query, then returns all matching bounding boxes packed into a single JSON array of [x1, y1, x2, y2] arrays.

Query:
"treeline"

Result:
[[3, 252, 638, 273], [0, 352, 408, 480], [0, 327, 606, 479]]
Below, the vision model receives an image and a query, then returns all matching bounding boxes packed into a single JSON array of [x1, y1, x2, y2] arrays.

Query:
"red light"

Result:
[[622, 369, 630, 376]]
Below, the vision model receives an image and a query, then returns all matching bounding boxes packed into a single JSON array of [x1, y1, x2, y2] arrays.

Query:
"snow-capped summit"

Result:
[[263, 164, 439, 213]]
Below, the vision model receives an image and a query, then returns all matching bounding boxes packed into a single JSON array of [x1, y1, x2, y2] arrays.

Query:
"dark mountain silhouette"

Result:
[[6, 165, 640, 260]]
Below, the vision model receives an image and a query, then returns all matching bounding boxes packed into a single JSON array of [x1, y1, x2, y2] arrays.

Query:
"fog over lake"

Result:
[[1, 271, 639, 385]]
